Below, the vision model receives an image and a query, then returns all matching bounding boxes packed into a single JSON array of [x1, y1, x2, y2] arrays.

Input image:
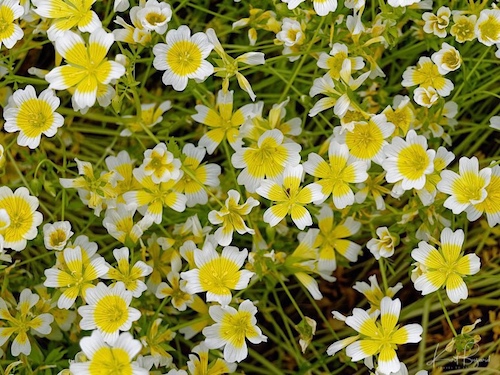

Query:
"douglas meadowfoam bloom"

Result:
[[388, 0, 421, 6], [465, 164, 500, 227], [402, 57, 454, 97], [203, 300, 267, 363], [303, 140, 368, 209], [450, 14, 477, 43], [208, 189, 259, 246], [45, 29, 125, 109], [0, 0, 23, 49], [180, 242, 254, 306], [367, 227, 399, 260], [327, 297, 422, 375], [256, 164, 324, 230], [3, 85, 64, 149], [153, 25, 214, 91], [382, 130, 435, 190], [0, 187, 43, 251], [422, 6, 451, 38], [335, 114, 395, 165], [78, 282, 141, 345], [411, 228, 481, 303], [44, 246, 109, 309], [136, 0, 172, 34], [43, 221, 73, 250], [69, 330, 147, 374], [139, 142, 181, 184], [32, 0, 101, 41], [173, 143, 221, 207], [437, 156, 491, 215], [103, 247, 153, 298], [475, 9, 500, 46], [0, 289, 54, 356], [231, 129, 301, 193], [431, 42, 461, 75]]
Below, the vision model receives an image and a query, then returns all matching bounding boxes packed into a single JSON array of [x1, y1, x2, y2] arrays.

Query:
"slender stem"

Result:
[[437, 290, 458, 337]]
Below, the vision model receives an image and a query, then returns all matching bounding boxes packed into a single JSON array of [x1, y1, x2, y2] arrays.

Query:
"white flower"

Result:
[[136, 0, 172, 34], [367, 227, 399, 260], [78, 282, 141, 345], [203, 300, 267, 363], [3, 86, 64, 149], [43, 221, 73, 250], [431, 42, 462, 75], [153, 25, 214, 91]]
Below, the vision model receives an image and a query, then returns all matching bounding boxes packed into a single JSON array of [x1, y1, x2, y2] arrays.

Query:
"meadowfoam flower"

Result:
[[173, 143, 221, 207], [185, 342, 237, 374], [388, 0, 421, 6], [327, 297, 422, 374], [465, 164, 500, 227], [156, 252, 194, 311], [0, 0, 24, 49], [367, 227, 399, 260], [32, 0, 101, 41], [490, 116, 500, 131], [3, 86, 64, 149], [181, 242, 254, 306], [275, 18, 305, 62], [402, 57, 454, 97], [475, 9, 500, 47], [417, 146, 455, 206], [44, 246, 109, 309], [203, 300, 267, 363], [43, 221, 73, 250], [437, 156, 491, 215], [139, 142, 181, 184], [317, 43, 364, 81], [0, 289, 53, 356], [308, 205, 362, 274], [382, 130, 435, 190], [45, 29, 125, 109], [256, 164, 324, 230], [335, 114, 395, 165], [303, 140, 368, 209], [411, 228, 481, 303], [450, 14, 477, 43], [60, 158, 117, 216], [231, 129, 301, 193], [192, 90, 251, 154], [136, 0, 172, 34], [78, 282, 141, 345], [422, 6, 451, 38], [208, 190, 259, 246], [431, 43, 461, 75], [206, 28, 265, 101], [103, 204, 153, 246], [153, 25, 214, 91], [382, 96, 415, 136], [413, 86, 439, 108], [123, 168, 187, 224], [69, 330, 147, 374], [353, 275, 403, 313], [0, 187, 43, 252], [103, 247, 153, 298]]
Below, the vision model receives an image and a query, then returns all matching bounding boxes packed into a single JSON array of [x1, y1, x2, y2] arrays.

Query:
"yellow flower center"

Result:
[[89, 347, 133, 375], [49, 229, 67, 248], [346, 121, 384, 160], [145, 12, 167, 26], [17, 98, 55, 137], [451, 171, 486, 204], [198, 257, 240, 294], [94, 295, 129, 334], [0, 196, 34, 243], [167, 40, 202, 76], [478, 15, 500, 42], [0, 5, 14, 35], [397, 144, 430, 181], [220, 311, 254, 348]]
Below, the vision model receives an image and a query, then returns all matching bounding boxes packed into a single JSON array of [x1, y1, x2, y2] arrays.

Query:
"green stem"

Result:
[[437, 290, 458, 337]]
